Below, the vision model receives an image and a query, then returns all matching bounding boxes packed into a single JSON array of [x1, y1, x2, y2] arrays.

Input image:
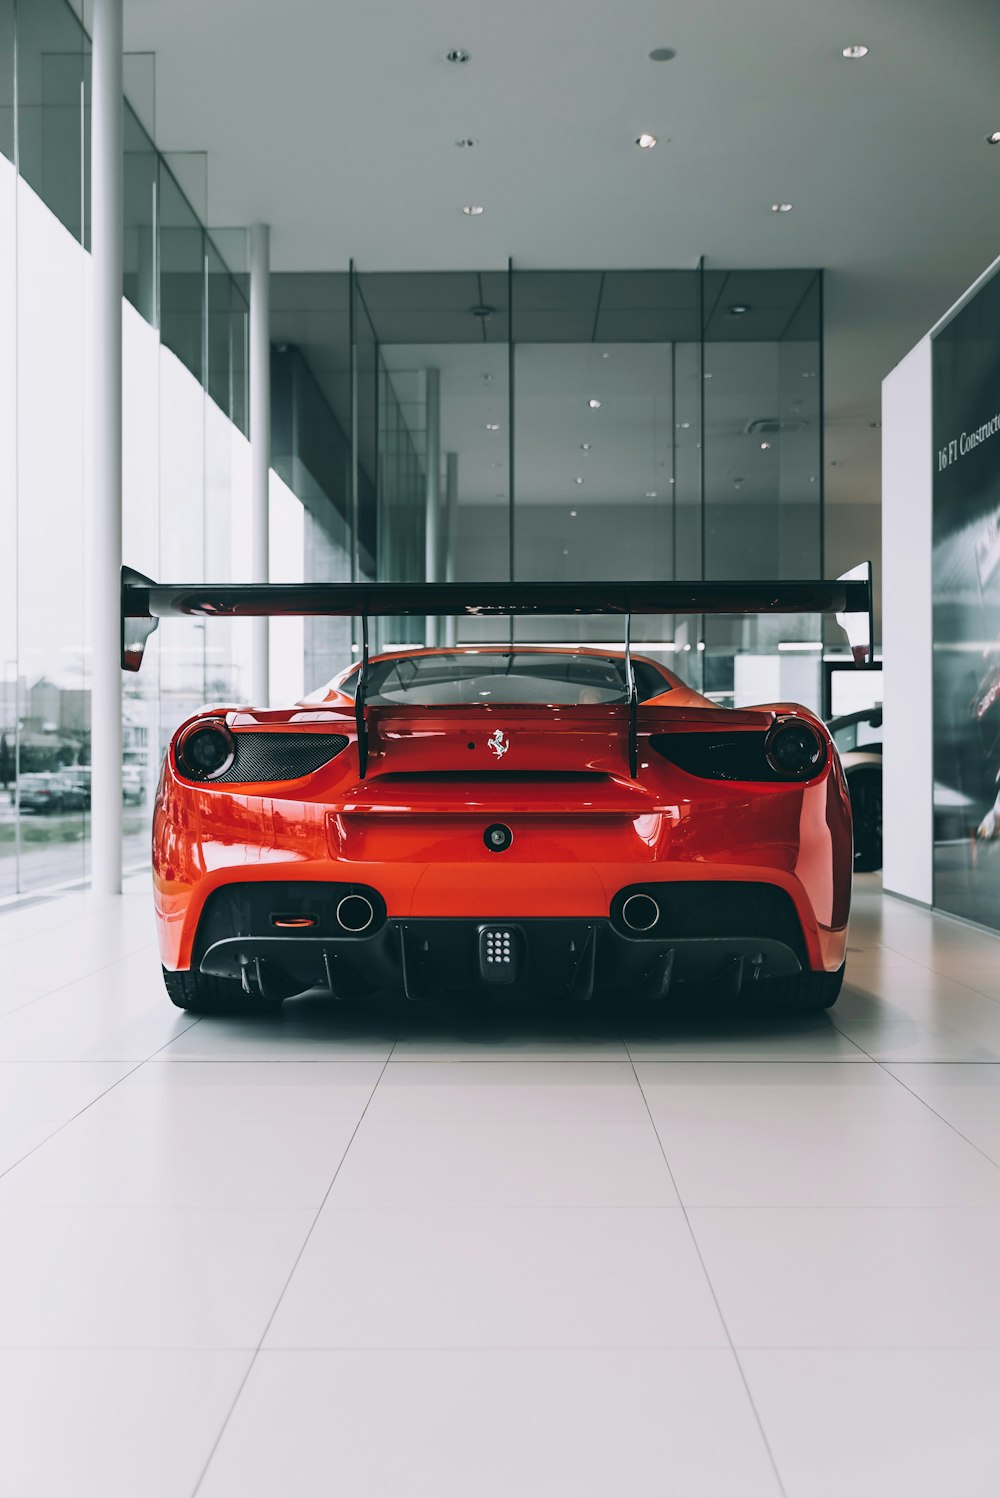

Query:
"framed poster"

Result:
[[932, 268, 1000, 927]]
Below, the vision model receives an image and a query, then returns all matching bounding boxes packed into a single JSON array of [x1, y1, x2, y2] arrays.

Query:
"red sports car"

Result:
[[122, 572, 872, 1016]]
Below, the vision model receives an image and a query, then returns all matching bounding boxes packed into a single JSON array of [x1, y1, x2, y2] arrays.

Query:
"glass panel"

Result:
[[14, 0, 88, 243], [158, 347, 206, 734], [0, 0, 14, 165], [270, 330, 355, 691], [363, 269, 510, 650], [702, 269, 822, 582], [123, 103, 157, 324], [353, 270, 378, 584], [210, 230, 249, 435], [15, 167, 89, 891], [122, 301, 162, 835], [0, 0, 16, 897], [157, 160, 204, 383]]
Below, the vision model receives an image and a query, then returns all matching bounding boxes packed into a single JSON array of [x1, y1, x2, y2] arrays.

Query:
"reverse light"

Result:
[[175, 721, 236, 781], [764, 718, 826, 780]]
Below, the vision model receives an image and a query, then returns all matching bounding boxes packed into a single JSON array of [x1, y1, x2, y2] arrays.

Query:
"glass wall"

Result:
[[0, 0, 252, 901], [309, 265, 827, 701]]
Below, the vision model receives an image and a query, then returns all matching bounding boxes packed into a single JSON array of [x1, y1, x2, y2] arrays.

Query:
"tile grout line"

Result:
[[825, 1008, 1000, 1178], [624, 1040, 789, 1498], [0, 938, 161, 1024], [188, 1032, 401, 1498], [0, 1018, 204, 1185]]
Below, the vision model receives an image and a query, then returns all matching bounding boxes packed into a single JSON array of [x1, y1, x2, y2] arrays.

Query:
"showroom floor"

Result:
[[2, 878, 1000, 1496]]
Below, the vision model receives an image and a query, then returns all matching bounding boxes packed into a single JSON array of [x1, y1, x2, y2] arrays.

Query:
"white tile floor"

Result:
[[2, 875, 1000, 1495]]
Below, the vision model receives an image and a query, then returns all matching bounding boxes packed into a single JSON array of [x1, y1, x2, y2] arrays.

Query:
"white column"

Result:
[[881, 337, 933, 904], [249, 223, 271, 706], [90, 0, 123, 896], [444, 451, 458, 646], [424, 368, 441, 647]]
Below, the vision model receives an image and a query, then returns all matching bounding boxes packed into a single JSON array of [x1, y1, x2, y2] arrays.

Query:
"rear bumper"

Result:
[[184, 878, 821, 1002], [153, 759, 853, 979]]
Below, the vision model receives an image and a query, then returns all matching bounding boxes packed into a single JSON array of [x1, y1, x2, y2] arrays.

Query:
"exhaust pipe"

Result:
[[336, 893, 375, 933], [621, 892, 660, 933]]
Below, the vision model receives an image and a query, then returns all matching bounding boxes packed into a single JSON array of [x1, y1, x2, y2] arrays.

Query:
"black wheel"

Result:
[[848, 768, 882, 873], [760, 963, 845, 1012], [162, 966, 283, 1016]]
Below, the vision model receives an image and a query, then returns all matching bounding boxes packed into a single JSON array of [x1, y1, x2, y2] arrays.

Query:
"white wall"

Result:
[[881, 337, 933, 904]]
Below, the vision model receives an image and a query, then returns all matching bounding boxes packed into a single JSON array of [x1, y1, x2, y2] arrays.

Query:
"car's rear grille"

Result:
[[215, 732, 350, 783]]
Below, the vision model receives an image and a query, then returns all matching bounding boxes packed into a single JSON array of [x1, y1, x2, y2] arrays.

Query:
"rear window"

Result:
[[340, 652, 669, 706]]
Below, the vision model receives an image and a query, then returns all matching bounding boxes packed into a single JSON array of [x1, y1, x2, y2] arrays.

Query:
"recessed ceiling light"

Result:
[[771, 202, 793, 213], [471, 304, 495, 318], [483, 373, 494, 383], [463, 205, 485, 216], [760, 441, 771, 450], [569, 510, 578, 517], [728, 304, 750, 315], [989, 132, 1000, 144], [870, 420, 882, 429], [842, 44, 868, 58], [562, 548, 570, 556], [636, 133, 658, 149], [588, 399, 602, 409], [580, 442, 592, 451], [445, 48, 470, 63], [455, 138, 477, 148], [677, 421, 691, 430], [601, 352, 610, 359], [574, 476, 585, 485], [648, 47, 676, 61], [645, 491, 658, 498], [485, 422, 500, 431], [703, 372, 713, 379]]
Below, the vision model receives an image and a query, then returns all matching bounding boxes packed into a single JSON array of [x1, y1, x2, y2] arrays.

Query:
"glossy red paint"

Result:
[[152, 649, 852, 979]]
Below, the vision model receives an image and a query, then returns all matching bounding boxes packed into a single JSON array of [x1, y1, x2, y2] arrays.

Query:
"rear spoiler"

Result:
[[121, 563, 874, 776]]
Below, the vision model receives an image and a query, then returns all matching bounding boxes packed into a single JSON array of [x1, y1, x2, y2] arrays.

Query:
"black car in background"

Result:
[[12, 772, 88, 815], [829, 707, 883, 873]]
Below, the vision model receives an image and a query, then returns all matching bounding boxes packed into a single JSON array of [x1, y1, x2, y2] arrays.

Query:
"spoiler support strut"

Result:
[[356, 613, 370, 778], [624, 611, 638, 778]]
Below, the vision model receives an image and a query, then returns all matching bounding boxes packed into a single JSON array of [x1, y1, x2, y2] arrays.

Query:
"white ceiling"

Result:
[[120, 0, 1000, 513]]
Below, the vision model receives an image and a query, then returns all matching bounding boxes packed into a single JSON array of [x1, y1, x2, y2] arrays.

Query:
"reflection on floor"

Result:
[[1, 873, 1000, 1496]]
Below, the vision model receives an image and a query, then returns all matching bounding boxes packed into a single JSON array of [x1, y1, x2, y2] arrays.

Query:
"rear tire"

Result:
[[761, 963, 845, 1012], [162, 966, 283, 1016]]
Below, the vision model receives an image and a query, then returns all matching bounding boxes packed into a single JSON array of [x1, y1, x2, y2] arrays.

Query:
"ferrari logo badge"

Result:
[[488, 729, 509, 760]]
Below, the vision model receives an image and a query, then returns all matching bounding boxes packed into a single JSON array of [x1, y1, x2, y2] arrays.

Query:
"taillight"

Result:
[[175, 721, 236, 781], [764, 717, 827, 780], [652, 718, 827, 783], [172, 726, 349, 784]]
